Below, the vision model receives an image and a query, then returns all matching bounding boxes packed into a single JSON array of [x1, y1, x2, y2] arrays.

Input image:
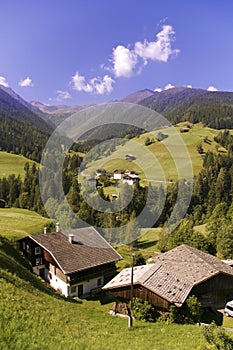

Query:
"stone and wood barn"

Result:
[[103, 244, 233, 310], [19, 226, 122, 298]]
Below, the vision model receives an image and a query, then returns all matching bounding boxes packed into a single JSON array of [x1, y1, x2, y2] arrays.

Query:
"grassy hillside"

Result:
[[1, 210, 233, 349], [0, 233, 204, 350], [85, 123, 225, 183], [0, 151, 37, 178], [0, 208, 52, 240]]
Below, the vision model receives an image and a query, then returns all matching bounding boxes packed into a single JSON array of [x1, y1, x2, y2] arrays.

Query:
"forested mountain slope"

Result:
[[0, 86, 52, 161], [140, 87, 233, 129]]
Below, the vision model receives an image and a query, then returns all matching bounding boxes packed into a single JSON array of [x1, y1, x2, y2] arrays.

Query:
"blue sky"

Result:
[[0, 0, 233, 105]]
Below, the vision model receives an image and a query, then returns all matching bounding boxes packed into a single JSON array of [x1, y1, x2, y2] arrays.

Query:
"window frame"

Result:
[[35, 257, 42, 265], [70, 286, 77, 294], [35, 247, 41, 255]]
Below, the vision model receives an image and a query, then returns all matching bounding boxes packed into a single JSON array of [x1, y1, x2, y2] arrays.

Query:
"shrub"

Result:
[[185, 295, 201, 324], [132, 297, 157, 322], [134, 253, 146, 266], [169, 295, 201, 324], [201, 321, 233, 350]]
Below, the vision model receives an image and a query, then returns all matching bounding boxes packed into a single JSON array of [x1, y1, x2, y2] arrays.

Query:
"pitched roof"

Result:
[[114, 169, 125, 174], [103, 244, 233, 306], [156, 244, 233, 284], [62, 227, 112, 249], [30, 227, 121, 275], [103, 264, 152, 289]]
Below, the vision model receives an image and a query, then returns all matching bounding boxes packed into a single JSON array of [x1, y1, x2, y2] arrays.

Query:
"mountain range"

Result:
[[1, 84, 233, 160], [31, 86, 233, 129]]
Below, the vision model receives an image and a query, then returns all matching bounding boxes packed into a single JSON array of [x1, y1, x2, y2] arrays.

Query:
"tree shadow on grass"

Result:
[[136, 239, 158, 250], [85, 290, 116, 305]]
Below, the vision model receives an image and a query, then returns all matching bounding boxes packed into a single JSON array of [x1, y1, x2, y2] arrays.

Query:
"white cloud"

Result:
[[134, 25, 180, 63], [154, 83, 192, 93], [56, 90, 71, 100], [164, 83, 175, 90], [110, 25, 179, 78], [112, 45, 138, 78], [90, 75, 114, 94], [18, 76, 34, 87], [71, 72, 114, 95], [207, 85, 218, 92], [72, 72, 93, 92], [0, 76, 9, 87]]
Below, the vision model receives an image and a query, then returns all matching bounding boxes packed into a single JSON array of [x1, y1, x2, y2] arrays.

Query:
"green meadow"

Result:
[[0, 208, 52, 240], [85, 123, 225, 183], [0, 151, 36, 178]]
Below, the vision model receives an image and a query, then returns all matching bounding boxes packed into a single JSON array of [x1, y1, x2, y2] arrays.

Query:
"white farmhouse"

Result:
[[19, 226, 121, 298]]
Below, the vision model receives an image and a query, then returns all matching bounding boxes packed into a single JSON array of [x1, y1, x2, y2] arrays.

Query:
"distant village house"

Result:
[[96, 168, 107, 177], [113, 169, 125, 180], [125, 154, 136, 161]]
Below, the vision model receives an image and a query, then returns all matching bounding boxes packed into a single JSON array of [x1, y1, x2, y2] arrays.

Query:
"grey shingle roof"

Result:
[[30, 228, 121, 275], [156, 244, 233, 284], [103, 244, 233, 306], [103, 264, 152, 289], [142, 263, 193, 306], [62, 227, 111, 249]]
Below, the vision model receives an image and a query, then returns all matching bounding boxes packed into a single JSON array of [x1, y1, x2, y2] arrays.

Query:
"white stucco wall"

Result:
[[69, 275, 103, 297], [45, 269, 69, 297], [113, 173, 123, 180], [42, 267, 103, 298]]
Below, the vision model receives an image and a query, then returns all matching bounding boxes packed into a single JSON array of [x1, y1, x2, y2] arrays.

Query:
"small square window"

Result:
[[36, 258, 42, 265], [71, 286, 77, 294], [97, 278, 102, 286], [35, 247, 41, 255]]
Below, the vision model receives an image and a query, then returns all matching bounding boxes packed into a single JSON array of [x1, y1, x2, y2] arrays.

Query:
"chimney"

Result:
[[69, 234, 74, 244], [44, 226, 47, 234], [56, 222, 60, 233]]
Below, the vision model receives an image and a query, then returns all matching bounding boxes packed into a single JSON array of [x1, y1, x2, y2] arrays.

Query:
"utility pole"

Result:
[[128, 253, 135, 328]]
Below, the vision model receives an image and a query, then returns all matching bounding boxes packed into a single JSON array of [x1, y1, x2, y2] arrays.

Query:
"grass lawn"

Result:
[[0, 151, 37, 178], [0, 208, 52, 240], [223, 314, 233, 328], [116, 228, 161, 270]]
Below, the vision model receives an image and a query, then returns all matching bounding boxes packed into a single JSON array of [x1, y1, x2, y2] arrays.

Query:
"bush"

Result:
[[185, 295, 201, 324], [201, 321, 233, 350], [169, 295, 201, 324], [134, 253, 146, 266], [132, 297, 157, 322]]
